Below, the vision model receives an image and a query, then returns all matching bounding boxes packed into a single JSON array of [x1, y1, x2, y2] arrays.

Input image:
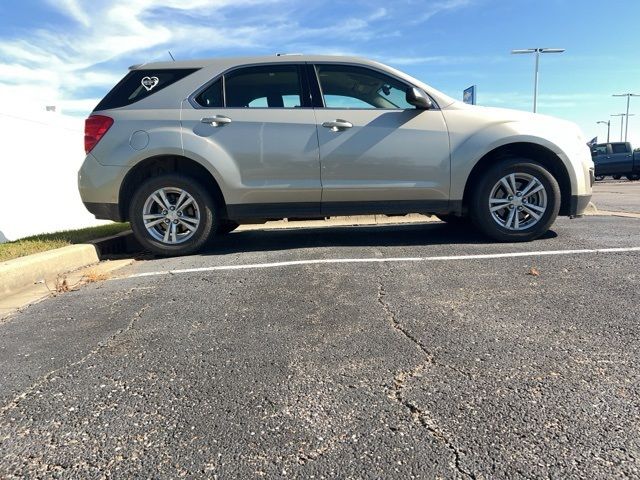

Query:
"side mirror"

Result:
[[406, 87, 434, 110]]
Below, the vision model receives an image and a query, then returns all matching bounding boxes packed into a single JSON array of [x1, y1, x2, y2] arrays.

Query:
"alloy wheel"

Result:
[[488, 173, 548, 231], [142, 187, 201, 244]]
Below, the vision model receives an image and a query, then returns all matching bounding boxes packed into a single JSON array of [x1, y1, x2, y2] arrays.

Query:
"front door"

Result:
[[181, 64, 321, 217], [311, 64, 450, 215]]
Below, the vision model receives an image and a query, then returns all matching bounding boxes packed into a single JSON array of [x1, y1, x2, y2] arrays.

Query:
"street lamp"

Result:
[[596, 120, 610, 143], [512, 48, 565, 113], [611, 114, 634, 142], [612, 93, 640, 142]]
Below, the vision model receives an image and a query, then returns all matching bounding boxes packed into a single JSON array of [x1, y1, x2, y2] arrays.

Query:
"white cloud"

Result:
[[1, 0, 402, 116], [409, 0, 476, 23]]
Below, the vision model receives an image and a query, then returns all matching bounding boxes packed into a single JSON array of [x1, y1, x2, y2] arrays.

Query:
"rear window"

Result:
[[94, 68, 199, 111]]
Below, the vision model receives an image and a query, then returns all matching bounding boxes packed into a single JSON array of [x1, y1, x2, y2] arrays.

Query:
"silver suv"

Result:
[[79, 55, 594, 256]]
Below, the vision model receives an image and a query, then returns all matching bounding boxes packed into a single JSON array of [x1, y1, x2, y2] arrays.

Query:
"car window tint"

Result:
[[194, 78, 223, 107], [315, 64, 413, 109], [593, 145, 607, 156], [225, 65, 302, 108], [95, 69, 199, 111], [323, 95, 372, 109], [248, 97, 268, 107], [611, 143, 627, 154]]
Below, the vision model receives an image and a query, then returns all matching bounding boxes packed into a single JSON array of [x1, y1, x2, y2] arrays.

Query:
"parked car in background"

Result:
[[79, 55, 594, 256], [591, 142, 640, 181]]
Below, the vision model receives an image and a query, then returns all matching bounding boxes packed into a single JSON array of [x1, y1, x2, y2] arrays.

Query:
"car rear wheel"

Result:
[[129, 174, 218, 256], [613, 175, 622, 180], [469, 158, 561, 242], [627, 174, 640, 181]]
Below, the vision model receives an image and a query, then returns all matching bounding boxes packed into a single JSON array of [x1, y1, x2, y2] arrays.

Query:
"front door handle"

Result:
[[201, 115, 232, 126], [322, 119, 353, 132]]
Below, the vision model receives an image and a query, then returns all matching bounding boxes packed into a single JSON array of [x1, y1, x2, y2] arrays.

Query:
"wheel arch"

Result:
[[460, 142, 572, 216], [119, 154, 227, 221]]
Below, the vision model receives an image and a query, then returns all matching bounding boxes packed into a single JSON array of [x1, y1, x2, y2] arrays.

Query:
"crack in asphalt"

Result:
[[377, 277, 477, 480], [296, 432, 349, 465], [0, 300, 151, 418]]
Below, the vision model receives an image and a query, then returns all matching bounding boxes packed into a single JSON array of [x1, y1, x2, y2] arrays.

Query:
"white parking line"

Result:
[[123, 246, 640, 279]]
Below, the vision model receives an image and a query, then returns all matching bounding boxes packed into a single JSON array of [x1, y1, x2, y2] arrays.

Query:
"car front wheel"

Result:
[[469, 158, 561, 242], [129, 174, 217, 256]]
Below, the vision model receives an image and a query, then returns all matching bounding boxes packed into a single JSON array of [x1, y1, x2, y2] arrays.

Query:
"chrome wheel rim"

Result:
[[142, 187, 200, 244], [489, 173, 547, 231]]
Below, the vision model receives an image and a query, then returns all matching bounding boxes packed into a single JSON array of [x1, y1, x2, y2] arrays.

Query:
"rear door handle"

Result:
[[322, 119, 353, 132], [201, 115, 232, 126]]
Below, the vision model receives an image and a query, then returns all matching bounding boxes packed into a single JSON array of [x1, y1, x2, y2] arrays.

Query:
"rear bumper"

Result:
[[83, 202, 123, 222], [569, 194, 592, 218]]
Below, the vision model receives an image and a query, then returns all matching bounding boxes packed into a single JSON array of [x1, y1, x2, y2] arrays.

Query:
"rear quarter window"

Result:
[[94, 68, 199, 111]]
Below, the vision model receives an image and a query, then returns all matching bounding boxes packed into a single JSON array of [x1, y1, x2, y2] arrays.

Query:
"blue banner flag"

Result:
[[463, 85, 476, 105]]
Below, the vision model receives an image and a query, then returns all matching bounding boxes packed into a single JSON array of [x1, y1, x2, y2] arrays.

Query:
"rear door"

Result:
[[310, 63, 450, 214], [180, 64, 321, 217], [608, 142, 633, 174]]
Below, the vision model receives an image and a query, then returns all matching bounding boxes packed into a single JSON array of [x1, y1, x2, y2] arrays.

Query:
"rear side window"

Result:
[[94, 68, 199, 111], [225, 65, 302, 108], [611, 143, 628, 154]]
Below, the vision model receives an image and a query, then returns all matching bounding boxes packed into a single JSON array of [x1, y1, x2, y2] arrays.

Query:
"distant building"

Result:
[[0, 107, 106, 241]]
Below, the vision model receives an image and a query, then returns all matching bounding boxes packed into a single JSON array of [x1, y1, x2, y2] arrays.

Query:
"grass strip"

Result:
[[0, 223, 130, 262]]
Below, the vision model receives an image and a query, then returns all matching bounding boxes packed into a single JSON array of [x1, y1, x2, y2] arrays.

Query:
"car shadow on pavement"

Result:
[[197, 222, 558, 256]]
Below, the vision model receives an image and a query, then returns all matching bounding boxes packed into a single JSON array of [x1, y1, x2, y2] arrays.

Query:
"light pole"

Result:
[[611, 114, 634, 142], [596, 120, 610, 143], [612, 93, 639, 141], [512, 48, 565, 113]]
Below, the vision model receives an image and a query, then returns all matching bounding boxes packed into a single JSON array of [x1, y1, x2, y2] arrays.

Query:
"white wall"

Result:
[[0, 109, 106, 242]]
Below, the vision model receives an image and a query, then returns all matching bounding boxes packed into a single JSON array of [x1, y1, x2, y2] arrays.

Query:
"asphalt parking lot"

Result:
[[1, 185, 639, 479], [592, 179, 640, 213]]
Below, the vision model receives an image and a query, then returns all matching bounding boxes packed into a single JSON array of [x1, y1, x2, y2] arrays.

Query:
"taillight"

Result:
[[84, 115, 114, 154]]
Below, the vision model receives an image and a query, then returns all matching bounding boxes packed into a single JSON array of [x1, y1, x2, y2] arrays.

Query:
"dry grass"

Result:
[[0, 223, 129, 263], [83, 270, 109, 283]]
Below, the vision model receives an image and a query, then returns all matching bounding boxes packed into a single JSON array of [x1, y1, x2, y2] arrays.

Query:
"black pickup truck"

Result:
[[591, 142, 640, 181]]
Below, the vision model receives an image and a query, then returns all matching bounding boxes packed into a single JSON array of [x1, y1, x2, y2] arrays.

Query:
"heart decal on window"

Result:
[[141, 76, 160, 91]]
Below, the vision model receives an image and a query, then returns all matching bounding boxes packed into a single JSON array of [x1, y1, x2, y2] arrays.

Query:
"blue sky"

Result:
[[1, 0, 639, 143]]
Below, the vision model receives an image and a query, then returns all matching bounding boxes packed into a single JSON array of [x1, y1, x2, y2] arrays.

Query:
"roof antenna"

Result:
[[168, 51, 176, 61]]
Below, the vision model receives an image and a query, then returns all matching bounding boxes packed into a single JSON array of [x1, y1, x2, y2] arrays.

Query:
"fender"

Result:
[[445, 117, 584, 201]]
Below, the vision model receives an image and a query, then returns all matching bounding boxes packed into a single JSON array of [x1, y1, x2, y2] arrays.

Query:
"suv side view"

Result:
[[79, 55, 594, 256]]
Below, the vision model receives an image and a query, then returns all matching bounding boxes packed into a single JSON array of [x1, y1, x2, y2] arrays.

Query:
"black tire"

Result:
[[594, 175, 605, 181], [626, 174, 640, 181], [217, 220, 239, 235], [469, 158, 561, 242], [613, 175, 622, 180], [129, 174, 218, 256]]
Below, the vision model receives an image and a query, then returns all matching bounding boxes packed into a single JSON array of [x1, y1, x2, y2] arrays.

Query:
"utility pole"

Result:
[[597, 120, 611, 143], [511, 48, 565, 113], [612, 93, 639, 141]]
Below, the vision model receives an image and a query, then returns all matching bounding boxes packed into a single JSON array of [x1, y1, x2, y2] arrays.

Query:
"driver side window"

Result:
[[315, 64, 414, 110]]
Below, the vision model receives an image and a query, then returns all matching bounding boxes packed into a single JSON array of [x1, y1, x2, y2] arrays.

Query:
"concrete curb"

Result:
[[90, 230, 141, 256], [0, 244, 100, 298], [0, 230, 141, 299]]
